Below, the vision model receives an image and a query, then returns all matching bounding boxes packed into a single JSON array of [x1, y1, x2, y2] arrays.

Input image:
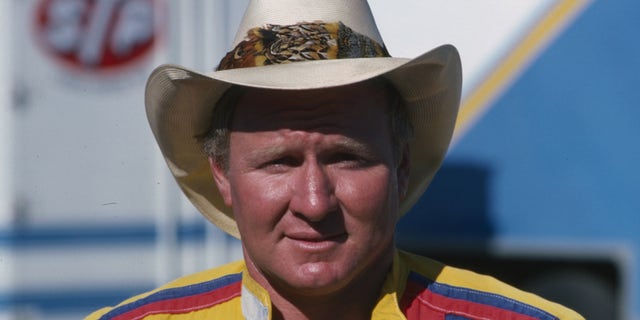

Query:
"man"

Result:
[[87, 0, 584, 319]]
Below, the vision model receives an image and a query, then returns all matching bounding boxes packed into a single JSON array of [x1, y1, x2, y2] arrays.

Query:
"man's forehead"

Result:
[[229, 81, 394, 132], [240, 80, 389, 106]]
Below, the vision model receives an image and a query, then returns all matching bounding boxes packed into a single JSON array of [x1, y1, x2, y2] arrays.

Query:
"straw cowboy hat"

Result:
[[145, 0, 462, 238]]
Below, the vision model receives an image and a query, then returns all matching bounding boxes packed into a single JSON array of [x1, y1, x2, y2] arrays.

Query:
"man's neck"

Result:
[[247, 250, 395, 320]]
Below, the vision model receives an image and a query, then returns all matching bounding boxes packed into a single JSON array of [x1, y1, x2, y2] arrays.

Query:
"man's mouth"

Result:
[[285, 232, 347, 250]]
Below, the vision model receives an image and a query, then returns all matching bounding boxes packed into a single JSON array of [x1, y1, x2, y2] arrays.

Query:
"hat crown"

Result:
[[232, 0, 385, 48]]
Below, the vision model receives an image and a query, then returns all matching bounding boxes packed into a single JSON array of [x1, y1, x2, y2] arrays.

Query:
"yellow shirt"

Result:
[[86, 250, 583, 319]]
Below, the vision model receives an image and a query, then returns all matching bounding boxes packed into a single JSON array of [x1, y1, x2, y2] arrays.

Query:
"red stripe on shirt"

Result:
[[401, 281, 540, 320], [112, 281, 241, 320]]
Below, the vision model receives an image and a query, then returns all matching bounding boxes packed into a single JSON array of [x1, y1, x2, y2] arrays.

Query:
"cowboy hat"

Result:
[[145, 0, 462, 238]]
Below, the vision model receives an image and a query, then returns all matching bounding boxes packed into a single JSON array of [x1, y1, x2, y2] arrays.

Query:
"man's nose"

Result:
[[289, 161, 338, 222]]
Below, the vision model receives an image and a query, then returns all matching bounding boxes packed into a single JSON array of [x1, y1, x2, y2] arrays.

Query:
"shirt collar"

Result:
[[241, 268, 271, 320], [240, 249, 408, 320], [370, 249, 409, 319]]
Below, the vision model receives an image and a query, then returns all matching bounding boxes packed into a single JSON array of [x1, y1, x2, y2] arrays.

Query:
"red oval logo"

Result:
[[35, 0, 159, 72]]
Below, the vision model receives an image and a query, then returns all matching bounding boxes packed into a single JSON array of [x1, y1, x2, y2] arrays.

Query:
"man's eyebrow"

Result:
[[331, 138, 379, 158], [246, 145, 289, 160], [245, 138, 378, 159]]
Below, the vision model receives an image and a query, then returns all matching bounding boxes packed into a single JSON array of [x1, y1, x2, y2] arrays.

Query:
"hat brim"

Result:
[[145, 44, 462, 238]]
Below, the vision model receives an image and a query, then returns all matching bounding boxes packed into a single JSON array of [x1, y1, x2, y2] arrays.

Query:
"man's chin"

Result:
[[273, 262, 354, 297]]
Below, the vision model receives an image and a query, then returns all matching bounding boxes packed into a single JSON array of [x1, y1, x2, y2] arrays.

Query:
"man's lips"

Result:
[[285, 231, 347, 243]]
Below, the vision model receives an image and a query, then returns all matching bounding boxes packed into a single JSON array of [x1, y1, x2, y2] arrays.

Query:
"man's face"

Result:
[[210, 82, 409, 296]]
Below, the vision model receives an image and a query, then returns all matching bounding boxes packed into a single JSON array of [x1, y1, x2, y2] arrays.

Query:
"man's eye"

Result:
[[263, 156, 300, 169], [328, 153, 368, 166]]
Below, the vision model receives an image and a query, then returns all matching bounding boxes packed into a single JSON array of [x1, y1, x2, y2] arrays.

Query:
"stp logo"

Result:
[[35, 0, 159, 71]]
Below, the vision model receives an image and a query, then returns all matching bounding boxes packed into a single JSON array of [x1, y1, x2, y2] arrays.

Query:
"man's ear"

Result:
[[397, 144, 411, 200], [209, 157, 232, 207]]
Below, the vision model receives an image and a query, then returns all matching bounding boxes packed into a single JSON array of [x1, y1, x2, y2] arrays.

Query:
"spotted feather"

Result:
[[217, 21, 389, 71]]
